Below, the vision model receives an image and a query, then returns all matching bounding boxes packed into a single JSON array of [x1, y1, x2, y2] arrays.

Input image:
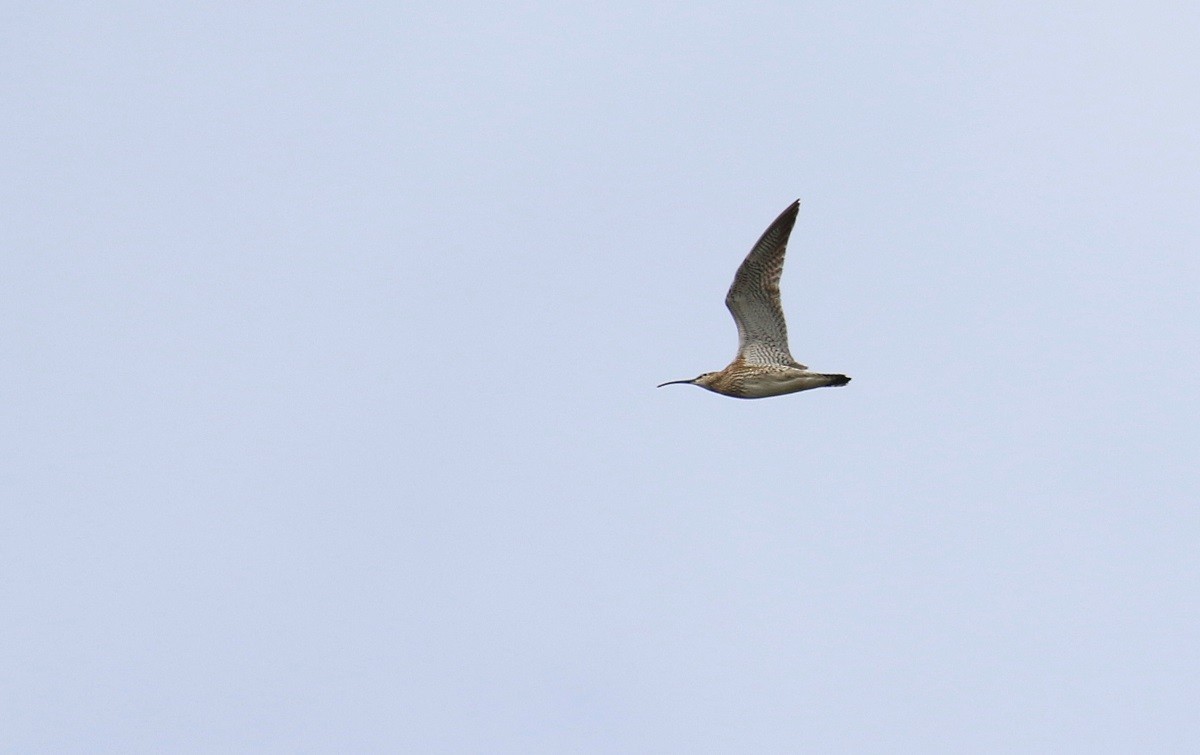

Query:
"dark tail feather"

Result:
[[826, 374, 851, 387]]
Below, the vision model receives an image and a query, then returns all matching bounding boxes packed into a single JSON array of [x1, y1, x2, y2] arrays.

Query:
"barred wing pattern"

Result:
[[724, 200, 805, 368]]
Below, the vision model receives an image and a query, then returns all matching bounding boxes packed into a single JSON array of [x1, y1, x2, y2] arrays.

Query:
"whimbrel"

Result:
[[658, 200, 850, 399]]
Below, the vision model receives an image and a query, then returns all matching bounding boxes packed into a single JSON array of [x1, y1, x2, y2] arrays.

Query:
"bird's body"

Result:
[[658, 200, 850, 399], [688, 361, 850, 399]]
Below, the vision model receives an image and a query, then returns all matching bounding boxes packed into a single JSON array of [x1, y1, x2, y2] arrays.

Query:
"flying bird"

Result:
[[658, 200, 850, 399]]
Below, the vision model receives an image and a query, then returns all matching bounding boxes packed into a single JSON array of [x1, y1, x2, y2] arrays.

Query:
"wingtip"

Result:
[[771, 199, 800, 227]]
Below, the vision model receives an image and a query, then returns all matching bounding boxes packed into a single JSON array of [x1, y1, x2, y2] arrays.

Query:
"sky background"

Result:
[[4, 2, 1199, 752]]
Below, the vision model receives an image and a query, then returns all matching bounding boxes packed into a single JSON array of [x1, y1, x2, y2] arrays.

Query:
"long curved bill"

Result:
[[656, 379, 695, 388]]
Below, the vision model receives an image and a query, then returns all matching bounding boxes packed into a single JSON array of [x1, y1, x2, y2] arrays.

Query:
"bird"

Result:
[[658, 199, 850, 399]]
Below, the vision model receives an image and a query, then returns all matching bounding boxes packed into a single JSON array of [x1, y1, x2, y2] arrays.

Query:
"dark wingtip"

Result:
[[764, 200, 799, 228]]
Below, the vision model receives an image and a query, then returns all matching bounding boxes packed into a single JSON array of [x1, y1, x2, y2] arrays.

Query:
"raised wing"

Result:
[[724, 200, 805, 368]]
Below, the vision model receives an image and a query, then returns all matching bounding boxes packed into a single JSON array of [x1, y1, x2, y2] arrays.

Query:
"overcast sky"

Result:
[[4, 2, 1199, 752]]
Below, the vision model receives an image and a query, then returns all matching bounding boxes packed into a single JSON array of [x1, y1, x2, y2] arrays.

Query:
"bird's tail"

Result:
[[825, 374, 851, 387]]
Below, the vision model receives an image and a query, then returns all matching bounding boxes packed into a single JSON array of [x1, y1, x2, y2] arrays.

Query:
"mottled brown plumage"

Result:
[[658, 200, 850, 399]]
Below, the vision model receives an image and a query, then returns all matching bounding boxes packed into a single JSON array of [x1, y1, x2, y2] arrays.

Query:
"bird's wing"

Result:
[[724, 200, 805, 368]]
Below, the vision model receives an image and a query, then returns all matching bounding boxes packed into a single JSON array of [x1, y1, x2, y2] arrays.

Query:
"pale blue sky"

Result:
[[4, 3, 1199, 752]]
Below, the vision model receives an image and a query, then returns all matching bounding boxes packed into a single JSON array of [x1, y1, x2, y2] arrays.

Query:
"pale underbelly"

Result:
[[738, 371, 838, 398]]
